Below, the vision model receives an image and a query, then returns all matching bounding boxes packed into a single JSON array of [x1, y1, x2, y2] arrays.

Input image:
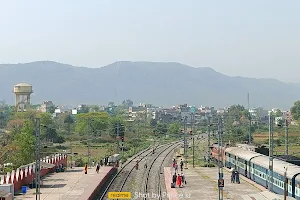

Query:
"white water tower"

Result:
[[13, 83, 33, 112]]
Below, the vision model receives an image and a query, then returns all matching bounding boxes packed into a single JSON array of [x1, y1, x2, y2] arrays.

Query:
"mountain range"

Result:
[[0, 61, 299, 110]]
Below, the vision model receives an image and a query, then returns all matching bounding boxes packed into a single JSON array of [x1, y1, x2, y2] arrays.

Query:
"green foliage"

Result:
[[82, 105, 90, 113], [274, 109, 282, 117], [168, 122, 181, 134], [48, 105, 56, 114], [291, 101, 300, 120], [155, 123, 168, 134], [150, 119, 157, 128], [38, 112, 53, 125], [64, 114, 74, 135], [75, 158, 84, 167], [227, 104, 247, 124], [121, 99, 133, 108], [64, 114, 74, 124], [10, 120, 35, 167], [75, 112, 110, 135], [0, 101, 14, 128], [90, 105, 100, 112], [13, 110, 37, 121]]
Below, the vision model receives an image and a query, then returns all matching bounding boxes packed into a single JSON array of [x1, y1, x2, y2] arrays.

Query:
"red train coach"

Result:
[[210, 143, 226, 164]]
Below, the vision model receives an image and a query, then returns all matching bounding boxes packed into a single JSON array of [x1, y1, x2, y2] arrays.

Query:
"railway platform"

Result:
[[14, 166, 115, 200], [241, 191, 296, 200], [164, 164, 265, 200]]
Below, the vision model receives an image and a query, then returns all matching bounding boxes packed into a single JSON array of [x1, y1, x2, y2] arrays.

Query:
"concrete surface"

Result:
[[165, 164, 265, 200], [14, 166, 113, 200], [241, 191, 296, 200]]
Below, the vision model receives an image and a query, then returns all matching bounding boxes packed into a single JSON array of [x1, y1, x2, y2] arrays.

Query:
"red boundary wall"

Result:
[[0, 154, 67, 193], [79, 167, 117, 200]]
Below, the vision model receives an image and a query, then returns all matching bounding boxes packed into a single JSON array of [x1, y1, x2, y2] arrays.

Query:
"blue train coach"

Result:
[[225, 147, 262, 178], [225, 146, 300, 199]]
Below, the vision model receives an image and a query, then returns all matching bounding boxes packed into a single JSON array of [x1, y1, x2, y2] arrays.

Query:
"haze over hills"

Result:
[[0, 61, 299, 110]]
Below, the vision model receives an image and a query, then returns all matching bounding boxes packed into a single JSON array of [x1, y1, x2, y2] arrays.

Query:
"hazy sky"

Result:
[[1, 0, 300, 82]]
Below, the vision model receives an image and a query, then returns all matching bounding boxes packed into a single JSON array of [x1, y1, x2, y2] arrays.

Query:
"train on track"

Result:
[[211, 144, 300, 199]]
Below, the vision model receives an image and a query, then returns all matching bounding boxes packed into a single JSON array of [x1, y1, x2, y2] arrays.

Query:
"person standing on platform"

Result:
[[136, 160, 139, 170], [92, 161, 95, 167], [175, 163, 178, 173], [180, 159, 184, 171], [176, 173, 182, 188], [230, 168, 235, 183], [144, 158, 147, 168], [96, 163, 100, 173], [181, 173, 186, 187], [235, 170, 240, 184], [84, 163, 88, 174], [172, 173, 177, 188]]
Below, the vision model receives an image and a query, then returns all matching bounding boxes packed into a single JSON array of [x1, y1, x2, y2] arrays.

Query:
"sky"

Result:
[[1, 0, 300, 82]]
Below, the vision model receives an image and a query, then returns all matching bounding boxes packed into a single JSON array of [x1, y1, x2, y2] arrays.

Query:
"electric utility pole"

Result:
[[207, 116, 211, 165], [35, 118, 41, 200], [284, 166, 288, 200], [183, 116, 188, 169], [67, 118, 73, 168], [144, 110, 147, 134], [285, 119, 289, 156], [191, 113, 195, 168], [268, 112, 274, 192], [137, 120, 140, 147], [121, 124, 125, 159], [218, 116, 224, 200], [117, 122, 120, 153], [88, 118, 91, 168], [248, 92, 251, 144]]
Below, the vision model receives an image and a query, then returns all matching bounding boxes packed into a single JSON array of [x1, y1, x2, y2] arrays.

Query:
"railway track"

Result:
[[142, 143, 180, 200], [99, 142, 175, 200]]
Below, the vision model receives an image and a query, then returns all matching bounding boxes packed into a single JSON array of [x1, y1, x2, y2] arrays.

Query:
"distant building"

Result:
[[77, 104, 89, 113], [157, 108, 181, 123], [127, 106, 147, 121], [39, 101, 54, 113], [53, 106, 71, 117], [71, 109, 78, 115]]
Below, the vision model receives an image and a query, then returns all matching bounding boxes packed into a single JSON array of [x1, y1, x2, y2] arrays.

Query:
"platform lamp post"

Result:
[[182, 116, 188, 169], [217, 116, 224, 200], [35, 118, 41, 200], [207, 116, 213, 166], [268, 111, 274, 192], [87, 118, 91, 168], [284, 118, 289, 156]]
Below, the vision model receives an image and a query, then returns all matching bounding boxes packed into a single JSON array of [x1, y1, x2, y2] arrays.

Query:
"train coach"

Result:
[[225, 147, 262, 178], [212, 145, 300, 199], [210, 143, 226, 163]]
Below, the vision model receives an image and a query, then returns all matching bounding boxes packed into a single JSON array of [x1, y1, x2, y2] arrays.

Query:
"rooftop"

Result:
[[15, 82, 32, 87]]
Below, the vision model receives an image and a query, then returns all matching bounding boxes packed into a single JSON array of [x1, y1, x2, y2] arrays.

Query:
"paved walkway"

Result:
[[14, 166, 114, 200], [241, 191, 296, 200], [164, 163, 265, 200]]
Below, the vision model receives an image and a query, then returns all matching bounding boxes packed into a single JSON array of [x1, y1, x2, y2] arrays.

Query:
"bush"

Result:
[[201, 163, 215, 167], [75, 158, 84, 167], [55, 135, 65, 143]]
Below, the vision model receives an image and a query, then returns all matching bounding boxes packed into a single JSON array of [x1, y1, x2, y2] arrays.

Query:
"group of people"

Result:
[[55, 163, 65, 173], [172, 173, 186, 188], [171, 158, 186, 188], [93, 160, 104, 173], [230, 168, 240, 184], [172, 158, 184, 173], [84, 160, 105, 174]]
